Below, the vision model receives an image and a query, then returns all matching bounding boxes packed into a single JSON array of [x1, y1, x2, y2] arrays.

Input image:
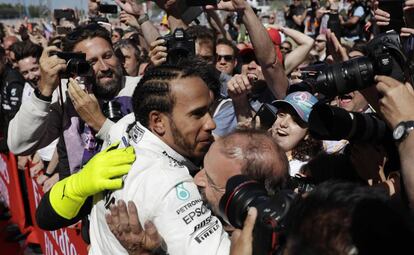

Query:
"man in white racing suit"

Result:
[[89, 62, 231, 255]]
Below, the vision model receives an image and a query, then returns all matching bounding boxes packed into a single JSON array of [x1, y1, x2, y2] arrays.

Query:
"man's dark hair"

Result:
[[132, 58, 220, 128], [12, 41, 43, 62], [114, 39, 142, 66], [113, 28, 124, 38], [284, 181, 414, 255], [63, 23, 112, 52], [186, 25, 216, 48], [0, 46, 5, 58], [216, 38, 239, 57]]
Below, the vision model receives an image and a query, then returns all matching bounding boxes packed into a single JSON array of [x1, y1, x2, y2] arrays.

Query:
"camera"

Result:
[[102, 101, 123, 122], [219, 175, 296, 255], [54, 9, 75, 21], [314, 31, 412, 97], [50, 51, 92, 78], [162, 28, 195, 65], [308, 103, 390, 142]]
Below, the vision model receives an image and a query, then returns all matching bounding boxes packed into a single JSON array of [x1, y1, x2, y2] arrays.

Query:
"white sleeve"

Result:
[[7, 93, 62, 155]]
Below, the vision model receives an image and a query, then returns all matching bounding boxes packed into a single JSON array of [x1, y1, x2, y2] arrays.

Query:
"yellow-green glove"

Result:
[[49, 142, 135, 219]]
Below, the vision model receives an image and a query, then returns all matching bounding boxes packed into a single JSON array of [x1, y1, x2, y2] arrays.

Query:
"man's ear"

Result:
[[148, 110, 167, 136]]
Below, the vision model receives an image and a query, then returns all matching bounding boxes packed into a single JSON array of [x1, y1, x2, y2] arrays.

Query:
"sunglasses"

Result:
[[241, 52, 257, 64], [216, 54, 234, 62]]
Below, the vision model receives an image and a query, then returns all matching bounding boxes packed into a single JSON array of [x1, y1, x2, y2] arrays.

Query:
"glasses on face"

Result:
[[216, 54, 234, 62], [241, 52, 257, 64], [280, 46, 292, 52], [204, 169, 226, 193]]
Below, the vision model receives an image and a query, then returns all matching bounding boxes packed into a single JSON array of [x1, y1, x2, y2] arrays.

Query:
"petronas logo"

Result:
[[176, 182, 190, 201]]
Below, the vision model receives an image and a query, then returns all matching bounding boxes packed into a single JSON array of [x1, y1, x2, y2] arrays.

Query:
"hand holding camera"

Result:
[[38, 46, 67, 97], [149, 38, 168, 66], [375, 75, 414, 129], [67, 78, 106, 132]]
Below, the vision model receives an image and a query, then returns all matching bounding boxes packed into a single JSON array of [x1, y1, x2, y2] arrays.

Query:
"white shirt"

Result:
[[89, 117, 231, 255]]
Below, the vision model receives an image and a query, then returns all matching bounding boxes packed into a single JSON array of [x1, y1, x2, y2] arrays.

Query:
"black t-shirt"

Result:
[[0, 65, 25, 152]]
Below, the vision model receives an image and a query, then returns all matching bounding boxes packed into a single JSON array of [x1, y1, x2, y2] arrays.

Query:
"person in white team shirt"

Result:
[[89, 61, 231, 255]]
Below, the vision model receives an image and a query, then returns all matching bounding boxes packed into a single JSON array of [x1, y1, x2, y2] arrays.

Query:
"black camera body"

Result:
[[50, 51, 92, 78], [162, 28, 195, 65], [219, 175, 296, 255], [315, 31, 411, 96]]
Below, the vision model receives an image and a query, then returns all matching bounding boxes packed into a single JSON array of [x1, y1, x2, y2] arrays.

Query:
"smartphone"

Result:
[[378, 0, 405, 33], [185, 0, 218, 6], [99, 4, 118, 14], [54, 9, 75, 21], [405, 8, 414, 28], [56, 26, 72, 35], [253, 103, 278, 130]]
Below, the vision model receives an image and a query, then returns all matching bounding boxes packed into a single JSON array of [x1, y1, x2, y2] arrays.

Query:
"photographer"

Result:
[[7, 24, 140, 175]]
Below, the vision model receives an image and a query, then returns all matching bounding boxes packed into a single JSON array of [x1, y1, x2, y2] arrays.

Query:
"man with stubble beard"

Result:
[[8, 23, 140, 175]]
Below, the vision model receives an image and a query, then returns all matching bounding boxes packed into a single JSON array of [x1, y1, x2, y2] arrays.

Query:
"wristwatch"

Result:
[[137, 14, 149, 25], [392, 121, 414, 142]]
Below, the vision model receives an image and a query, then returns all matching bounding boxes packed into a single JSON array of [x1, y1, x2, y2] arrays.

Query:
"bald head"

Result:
[[219, 129, 290, 193]]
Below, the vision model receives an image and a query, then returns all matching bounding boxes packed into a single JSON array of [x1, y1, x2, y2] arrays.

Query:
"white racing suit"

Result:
[[89, 116, 231, 255]]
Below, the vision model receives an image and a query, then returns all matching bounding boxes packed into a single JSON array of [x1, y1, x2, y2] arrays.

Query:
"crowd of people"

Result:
[[1, 0, 414, 254]]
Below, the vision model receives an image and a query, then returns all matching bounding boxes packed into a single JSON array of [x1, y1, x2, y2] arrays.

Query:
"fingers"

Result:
[[128, 201, 143, 235], [118, 200, 131, 233], [149, 39, 167, 66], [241, 207, 257, 236], [68, 78, 88, 104], [400, 27, 414, 37], [375, 75, 403, 93], [107, 202, 121, 234]]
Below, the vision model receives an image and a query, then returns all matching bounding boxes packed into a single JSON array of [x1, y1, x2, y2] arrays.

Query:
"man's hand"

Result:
[[43, 173, 59, 193], [67, 78, 106, 132], [106, 200, 162, 255], [230, 207, 257, 255], [227, 74, 252, 102], [115, 0, 144, 16], [326, 29, 348, 63], [149, 39, 167, 66], [38, 46, 66, 97], [375, 75, 414, 129], [209, 0, 250, 12], [119, 11, 140, 29]]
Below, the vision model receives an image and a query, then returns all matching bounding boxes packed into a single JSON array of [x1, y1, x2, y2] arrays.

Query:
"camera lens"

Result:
[[315, 57, 374, 96], [67, 59, 91, 77], [102, 101, 123, 122]]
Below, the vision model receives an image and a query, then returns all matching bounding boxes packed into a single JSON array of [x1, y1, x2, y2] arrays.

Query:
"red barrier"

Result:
[[0, 152, 30, 235], [24, 162, 88, 255], [0, 152, 88, 255]]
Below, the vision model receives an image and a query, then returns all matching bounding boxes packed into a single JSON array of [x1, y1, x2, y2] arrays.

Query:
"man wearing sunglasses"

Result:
[[215, 38, 238, 76]]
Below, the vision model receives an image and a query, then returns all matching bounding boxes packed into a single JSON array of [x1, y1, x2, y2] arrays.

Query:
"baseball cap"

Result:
[[272, 91, 318, 123], [239, 28, 283, 63]]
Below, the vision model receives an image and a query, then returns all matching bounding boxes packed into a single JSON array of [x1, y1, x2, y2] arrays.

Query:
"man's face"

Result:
[[314, 34, 326, 52], [112, 31, 122, 44], [215, 44, 236, 75], [269, 107, 308, 152], [194, 141, 242, 215], [336, 91, 368, 112], [196, 40, 215, 64], [73, 37, 123, 100], [18, 56, 40, 87], [3, 37, 17, 66], [241, 58, 264, 83], [164, 76, 216, 161], [280, 42, 292, 57], [120, 46, 139, 77]]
